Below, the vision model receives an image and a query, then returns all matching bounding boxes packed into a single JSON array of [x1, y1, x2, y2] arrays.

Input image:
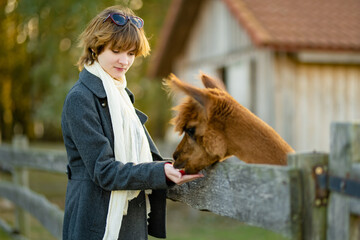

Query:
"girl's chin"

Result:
[[111, 73, 124, 80]]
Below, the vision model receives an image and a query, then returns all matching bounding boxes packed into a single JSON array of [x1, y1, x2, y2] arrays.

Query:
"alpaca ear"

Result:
[[200, 72, 226, 91], [164, 73, 207, 107]]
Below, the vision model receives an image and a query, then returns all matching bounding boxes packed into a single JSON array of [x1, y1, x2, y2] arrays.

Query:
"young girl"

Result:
[[61, 6, 203, 240]]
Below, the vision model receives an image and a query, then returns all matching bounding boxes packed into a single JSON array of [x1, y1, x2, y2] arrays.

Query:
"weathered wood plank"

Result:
[[327, 122, 360, 240], [350, 198, 360, 216], [13, 167, 30, 235], [12, 135, 30, 236], [0, 145, 67, 173], [0, 181, 63, 240], [288, 152, 328, 240], [167, 158, 302, 238], [350, 163, 360, 216]]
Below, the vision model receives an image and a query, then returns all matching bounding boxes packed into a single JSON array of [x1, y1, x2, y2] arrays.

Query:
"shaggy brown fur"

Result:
[[164, 73, 294, 174]]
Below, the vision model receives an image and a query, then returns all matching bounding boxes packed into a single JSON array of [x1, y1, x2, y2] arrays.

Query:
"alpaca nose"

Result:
[[173, 158, 186, 169], [173, 151, 179, 161]]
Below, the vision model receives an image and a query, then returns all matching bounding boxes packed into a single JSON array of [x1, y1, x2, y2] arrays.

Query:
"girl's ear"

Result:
[[164, 73, 208, 107]]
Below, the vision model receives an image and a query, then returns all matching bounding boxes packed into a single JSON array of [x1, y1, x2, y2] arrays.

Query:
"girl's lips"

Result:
[[114, 67, 126, 72]]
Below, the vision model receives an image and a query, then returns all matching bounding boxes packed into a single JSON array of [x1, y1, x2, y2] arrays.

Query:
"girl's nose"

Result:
[[117, 53, 129, 65]]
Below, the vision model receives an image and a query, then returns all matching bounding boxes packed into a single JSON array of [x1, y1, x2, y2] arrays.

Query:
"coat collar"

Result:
[[79, 69, 147, 123], [79, 68, 106, 99], [79, 68, 135, 103], [135, 109, 148, 125]]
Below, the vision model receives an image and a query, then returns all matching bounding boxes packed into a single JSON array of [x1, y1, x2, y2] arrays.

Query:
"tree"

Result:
[[0, 0, 171, 141]]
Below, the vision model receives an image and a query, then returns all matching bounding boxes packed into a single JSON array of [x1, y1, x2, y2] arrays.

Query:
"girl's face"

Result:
[[97, 45, 135, 81]]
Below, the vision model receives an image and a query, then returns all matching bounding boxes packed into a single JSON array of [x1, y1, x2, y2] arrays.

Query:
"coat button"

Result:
[[101, 101, 107, 108]]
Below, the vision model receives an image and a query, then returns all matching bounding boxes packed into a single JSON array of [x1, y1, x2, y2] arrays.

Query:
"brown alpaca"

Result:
[[164, 73, 294, 174]]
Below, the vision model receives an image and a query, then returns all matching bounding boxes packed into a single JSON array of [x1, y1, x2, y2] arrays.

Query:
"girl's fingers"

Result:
[[177, 173, 204, 185], [164, 163, 204, 185]]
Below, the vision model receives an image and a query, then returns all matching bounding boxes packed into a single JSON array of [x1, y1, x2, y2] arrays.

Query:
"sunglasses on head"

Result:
[[103, 13, 144, 29]]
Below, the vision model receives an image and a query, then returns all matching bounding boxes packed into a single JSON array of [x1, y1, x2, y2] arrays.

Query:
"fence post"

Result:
[[12, 135, 30, 236], [327, 122, 360, 240], [288, 152, 328, 240]]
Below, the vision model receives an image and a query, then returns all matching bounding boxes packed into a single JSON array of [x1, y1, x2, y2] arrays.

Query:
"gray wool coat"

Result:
[[61, 69, 171, 240]]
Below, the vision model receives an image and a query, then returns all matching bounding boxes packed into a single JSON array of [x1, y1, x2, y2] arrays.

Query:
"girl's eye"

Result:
[[112, 49, 119, 53], [128, 52, 135, 56]]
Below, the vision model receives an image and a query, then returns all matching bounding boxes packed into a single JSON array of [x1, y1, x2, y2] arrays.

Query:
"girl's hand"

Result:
[[164, 163, 204, 185]]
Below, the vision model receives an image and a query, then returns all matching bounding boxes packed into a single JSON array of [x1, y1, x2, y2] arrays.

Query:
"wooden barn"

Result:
[[149, 0, 360, 152]]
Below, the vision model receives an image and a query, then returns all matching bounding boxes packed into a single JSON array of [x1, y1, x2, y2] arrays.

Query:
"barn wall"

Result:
[[274, 54, 360, 151], [174, 0, 253, 83]]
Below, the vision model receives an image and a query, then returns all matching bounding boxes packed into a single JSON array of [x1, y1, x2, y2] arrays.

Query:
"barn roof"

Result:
[[149, 0, 360, 78]]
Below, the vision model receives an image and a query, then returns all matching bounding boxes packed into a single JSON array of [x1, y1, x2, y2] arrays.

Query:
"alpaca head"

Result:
[[164, 73, 234, 174]]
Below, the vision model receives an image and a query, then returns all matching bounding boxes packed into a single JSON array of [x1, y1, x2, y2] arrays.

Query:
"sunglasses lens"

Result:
[[112, 14, 127, 26], [130, 17, 144, 28], [106, 13, 144, 28]]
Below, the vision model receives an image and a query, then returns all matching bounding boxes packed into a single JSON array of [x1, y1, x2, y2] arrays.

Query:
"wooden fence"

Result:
[[0, 122, 360, 239], [0, 135, 66, 239]]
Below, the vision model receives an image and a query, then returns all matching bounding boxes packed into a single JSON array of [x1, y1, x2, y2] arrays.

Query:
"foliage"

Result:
[[0, 0, 171, 141]]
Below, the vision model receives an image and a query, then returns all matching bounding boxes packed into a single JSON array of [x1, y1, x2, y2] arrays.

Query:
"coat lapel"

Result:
[[79, 69, 107, 99], [79, 69, 148, 125]]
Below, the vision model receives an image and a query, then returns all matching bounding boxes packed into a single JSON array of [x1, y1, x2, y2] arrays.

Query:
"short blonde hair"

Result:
[[77, 6, 150, 70]]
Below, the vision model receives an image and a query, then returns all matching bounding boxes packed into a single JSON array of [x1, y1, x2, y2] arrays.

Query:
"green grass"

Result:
[[151, 201, 289, 240], [0, 231, 12, 240], [0, 168, 289, 240]]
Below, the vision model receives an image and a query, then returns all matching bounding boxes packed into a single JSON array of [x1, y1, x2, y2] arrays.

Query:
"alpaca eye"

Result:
[[185, 127, 196, 139]]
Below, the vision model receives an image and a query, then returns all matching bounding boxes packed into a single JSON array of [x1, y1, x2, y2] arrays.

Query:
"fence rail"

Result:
[[0, 122, 360, 239], [168, 159, 302, 237], [0, 145, 67, 173], [0, 181, 63, 239], [0, 136, 67, 240]]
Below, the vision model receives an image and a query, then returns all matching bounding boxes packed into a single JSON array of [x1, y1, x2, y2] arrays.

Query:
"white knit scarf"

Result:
[[85, 61, 153, 240]]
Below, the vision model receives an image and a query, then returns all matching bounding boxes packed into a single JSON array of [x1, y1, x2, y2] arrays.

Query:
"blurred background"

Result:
[[1, 0, 360, 239], [1, 0, 359, 151], [0, 0, 173, 144]]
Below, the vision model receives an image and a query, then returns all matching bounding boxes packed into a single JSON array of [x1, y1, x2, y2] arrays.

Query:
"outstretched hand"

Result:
[[164, 163, 204, 185]]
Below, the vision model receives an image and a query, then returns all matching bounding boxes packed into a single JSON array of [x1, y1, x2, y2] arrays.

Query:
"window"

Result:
[[222, 60, 256, 112]]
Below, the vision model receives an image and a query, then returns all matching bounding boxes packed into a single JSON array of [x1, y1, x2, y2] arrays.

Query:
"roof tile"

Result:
[[228, 0, 360, 51]]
